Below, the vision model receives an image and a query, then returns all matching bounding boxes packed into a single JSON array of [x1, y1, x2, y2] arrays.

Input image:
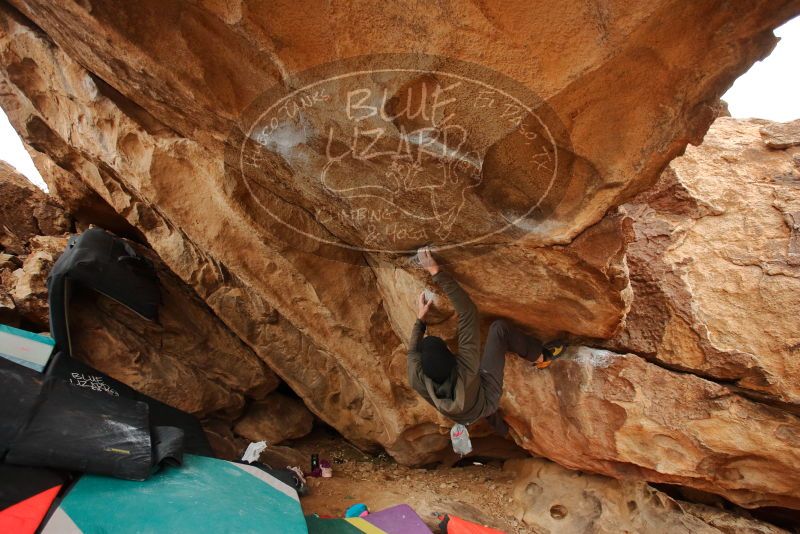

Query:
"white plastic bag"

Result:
[[450, 423, 473, 456], [241, 441, 267, 463]]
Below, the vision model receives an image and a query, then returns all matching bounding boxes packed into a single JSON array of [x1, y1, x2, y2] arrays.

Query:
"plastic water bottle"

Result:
[[450, 423, 473, 456]]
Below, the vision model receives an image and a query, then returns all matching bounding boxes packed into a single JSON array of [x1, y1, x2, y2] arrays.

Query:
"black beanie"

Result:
[[420, 336, 456, 384]]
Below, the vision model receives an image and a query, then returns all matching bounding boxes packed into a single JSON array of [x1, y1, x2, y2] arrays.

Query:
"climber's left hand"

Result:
[[417, 291, 433, 321]]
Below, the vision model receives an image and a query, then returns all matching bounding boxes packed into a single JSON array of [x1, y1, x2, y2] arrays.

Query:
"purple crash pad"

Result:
[[365, 504, 431, 534]]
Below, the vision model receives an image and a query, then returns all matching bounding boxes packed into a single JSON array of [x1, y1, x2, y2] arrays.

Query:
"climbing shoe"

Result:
[[535, 341, 565, 369]]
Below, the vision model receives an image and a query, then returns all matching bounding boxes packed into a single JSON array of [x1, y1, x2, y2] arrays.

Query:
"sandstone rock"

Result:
[[501, 347, 800, 510], [438, 434, 529, 468], [682, 505, 796, 534], [0, 161, 71, 255], [234, 393, 314, 445], [716, 100, 732, 118], [372, 210, 630, 346], [258, 445, 309, 471], [506, 458, 788, 534], [5, 0, 797, 248], [26, 148, 145, 241], [203, 418, 247, 460], [0, 162, 70, 327], [10, 235, 62, 327], [0, 281, 17, 326], [0, 252, 19, 325], [760, 118, 800, 149], [608, 118, 800, 405], [0, 159, 281, 428], [1, 0, 800, 515], [0, 5, 465, 463]]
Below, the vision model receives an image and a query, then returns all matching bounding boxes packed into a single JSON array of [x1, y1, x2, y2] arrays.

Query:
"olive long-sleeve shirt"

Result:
[[407, 271, 488, 425]]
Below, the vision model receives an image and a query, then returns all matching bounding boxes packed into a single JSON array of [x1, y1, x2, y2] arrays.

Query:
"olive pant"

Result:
[[480, 319, 543, 435]]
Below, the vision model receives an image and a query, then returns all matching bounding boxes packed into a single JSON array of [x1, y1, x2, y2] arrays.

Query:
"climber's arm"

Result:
[[408, 319, 426, 376], [432, 271, 481, 381], [417, 246, 481, 381], [407, 292, 433, 395]]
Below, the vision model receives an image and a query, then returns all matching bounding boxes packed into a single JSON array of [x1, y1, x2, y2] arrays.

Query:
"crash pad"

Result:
[[47, 351, 213, 457], [6, 378, 154, 481], [439, 514, 504, 534], [41, 454, 307, 533], [0, 323, 54, 372], [305, 515, 389, 534], [0, 464, 66, 534], [47, 228, 160, 356], [0, 358, 43, 457], [0, 485, 61, 534], [364, 504, 430, 534]]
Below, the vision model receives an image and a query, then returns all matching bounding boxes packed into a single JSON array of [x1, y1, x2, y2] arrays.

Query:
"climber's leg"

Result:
[[479, 320, 542, 435], [486, 409, 509, 437], [482, 319, 543, 373]]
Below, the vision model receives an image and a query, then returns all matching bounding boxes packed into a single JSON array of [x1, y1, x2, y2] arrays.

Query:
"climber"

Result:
[[407, 247, 563, 435]]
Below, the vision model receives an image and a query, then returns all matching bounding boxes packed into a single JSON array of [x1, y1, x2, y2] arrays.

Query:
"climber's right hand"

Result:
[[417, 246, 440, 276]]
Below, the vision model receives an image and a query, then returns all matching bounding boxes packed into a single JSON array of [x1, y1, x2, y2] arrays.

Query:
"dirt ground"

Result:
[[290, 428, 529, 533]]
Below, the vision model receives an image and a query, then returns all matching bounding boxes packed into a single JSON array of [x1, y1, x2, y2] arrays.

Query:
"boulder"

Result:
[[501, 347, 800, 510], [203, 418, 247, 461], [0, 161, 70, 255], [234, 393, 314, 445], [607, 118, 800, 405], [10, 235, 62, 327], [0, 163, 282, 427], [506, 458, 788, 533], [0, 162, 70, 328], [4, 0, 796, 251], [760, 118, 800, 149], [0, 252, 20, 326], [0, 11, 456, 462], [258, 445, 309, 471], [3, 233, 281, 419]]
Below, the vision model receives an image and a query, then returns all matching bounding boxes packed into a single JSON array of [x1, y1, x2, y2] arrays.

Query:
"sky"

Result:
[[0, 107, 47, 190], [723, 15, 800, 120], [0, 15, 798, 191]]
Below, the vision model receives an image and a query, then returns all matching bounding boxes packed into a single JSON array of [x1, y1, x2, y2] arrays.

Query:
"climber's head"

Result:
[[420, 335, 456, 384]]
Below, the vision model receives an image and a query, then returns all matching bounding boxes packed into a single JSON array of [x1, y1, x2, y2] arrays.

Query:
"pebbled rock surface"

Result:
[[506, 458, 789, 533], [1, 0, 800, 513]]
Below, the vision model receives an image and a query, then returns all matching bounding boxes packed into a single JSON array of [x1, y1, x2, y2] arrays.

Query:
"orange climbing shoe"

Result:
[[535, 341, 565, 369]]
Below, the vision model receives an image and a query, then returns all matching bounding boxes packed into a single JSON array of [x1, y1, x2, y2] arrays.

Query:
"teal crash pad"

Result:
[[42, 454, 308, 534]]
